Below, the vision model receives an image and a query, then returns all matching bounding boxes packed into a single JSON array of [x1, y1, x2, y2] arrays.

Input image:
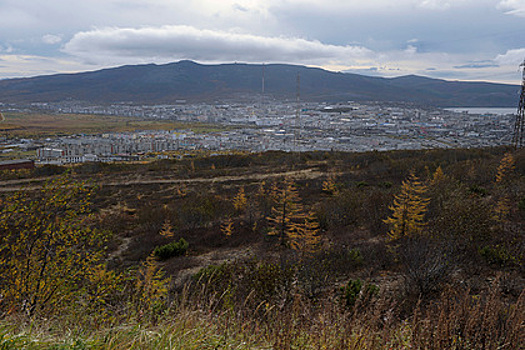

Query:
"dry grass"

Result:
[[0, 112, 235, 138], [2, 279, 521, 349]]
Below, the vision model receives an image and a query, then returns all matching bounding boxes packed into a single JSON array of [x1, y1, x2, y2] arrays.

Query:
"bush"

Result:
[[153, 238, 188, 260], [340, 279, 379, 307], [192, 258, 296, 310], [518, 198, 525, 211], [479, 245, 517, 267]]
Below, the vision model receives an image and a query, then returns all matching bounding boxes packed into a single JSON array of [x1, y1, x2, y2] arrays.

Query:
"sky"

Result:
[[1, 0, 525, 84]]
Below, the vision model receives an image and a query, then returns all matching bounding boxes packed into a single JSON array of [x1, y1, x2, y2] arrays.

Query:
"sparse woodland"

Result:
[[0, 147, 523, 349]]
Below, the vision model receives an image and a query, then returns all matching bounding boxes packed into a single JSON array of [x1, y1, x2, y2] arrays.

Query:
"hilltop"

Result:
[[0, 60, 519, 106]]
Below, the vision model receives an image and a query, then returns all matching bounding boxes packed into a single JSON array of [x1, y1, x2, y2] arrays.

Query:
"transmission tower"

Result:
[[294, 73, 300, 151], [513, 59, 525, 149]]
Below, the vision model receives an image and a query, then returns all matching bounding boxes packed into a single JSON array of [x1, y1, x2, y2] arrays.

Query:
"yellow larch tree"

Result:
[[322, 173, 340, 196], [493, 152, 516, 222], [430, 165, 447, 186], [221, 217, 234, 237], [267, 178, 305, 247], [135, 253, 170, 315], [159, 218, 174, 238], [383, 172, 430, 240], [290, 211, 321, 256], [495, 152, 515, 184], [232, 186, 248, 213]]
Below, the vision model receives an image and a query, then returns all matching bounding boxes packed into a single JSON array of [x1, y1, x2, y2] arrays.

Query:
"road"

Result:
[[0, 168, 325, 192]]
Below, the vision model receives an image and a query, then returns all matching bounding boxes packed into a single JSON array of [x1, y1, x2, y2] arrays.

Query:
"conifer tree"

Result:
[[267, 178, 305, 247], [493, 152, 516, 222], [493, 195, 512, 222], [384, 172, 430, 240], [221, 217, 234, 237], [135, 253, 170, 315], [495, 152, 515, 184], [159, 219, 174, 238], [430, 165, 446, 186], [290, 211, 321, 255], [322, 174, 340, 196], [232, 186, 248, 213]]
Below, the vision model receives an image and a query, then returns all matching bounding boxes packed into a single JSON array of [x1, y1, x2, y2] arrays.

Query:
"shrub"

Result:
[[192, 258, 296, 310], [340, 279, 379, 307], [479, 245, 517, 267], [518, 198, 525, 211], [153, 238, 188, 260], [355, 181, 369, 188], [468, 184, 487, 197]]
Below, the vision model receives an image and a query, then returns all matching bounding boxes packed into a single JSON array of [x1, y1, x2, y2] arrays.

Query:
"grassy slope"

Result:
[[0, 147, 523, 349]]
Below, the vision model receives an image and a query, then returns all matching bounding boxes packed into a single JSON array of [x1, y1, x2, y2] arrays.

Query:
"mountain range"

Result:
[[0, 60, 520, 107]]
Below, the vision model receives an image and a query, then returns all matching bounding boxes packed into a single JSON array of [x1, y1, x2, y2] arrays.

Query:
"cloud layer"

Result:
[[0, 1, 524, 82], [63, 25, 373, 66]]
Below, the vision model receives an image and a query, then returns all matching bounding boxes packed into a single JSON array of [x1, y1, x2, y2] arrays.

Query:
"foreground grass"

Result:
[[2, 284, 523, 350], [0, 314, 269, 350]]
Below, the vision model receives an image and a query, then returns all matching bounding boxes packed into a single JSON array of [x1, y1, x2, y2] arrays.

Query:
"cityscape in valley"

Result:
[[0, 99, 517, 165]]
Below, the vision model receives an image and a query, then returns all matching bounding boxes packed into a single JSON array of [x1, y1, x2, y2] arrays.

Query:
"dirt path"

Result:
[[172, 246, 256, 287], [0, 168, 325, 192]]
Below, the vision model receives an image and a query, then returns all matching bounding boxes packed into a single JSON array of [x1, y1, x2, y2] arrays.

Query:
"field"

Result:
[[0, 112, 235, 138]]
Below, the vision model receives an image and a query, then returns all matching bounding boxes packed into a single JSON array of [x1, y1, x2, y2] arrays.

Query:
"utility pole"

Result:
[[513, 59, 525, 149]]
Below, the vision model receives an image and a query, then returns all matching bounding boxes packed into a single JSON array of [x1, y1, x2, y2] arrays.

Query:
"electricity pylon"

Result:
[[294, 73, 300, 152], [512, 59, 525, 149]]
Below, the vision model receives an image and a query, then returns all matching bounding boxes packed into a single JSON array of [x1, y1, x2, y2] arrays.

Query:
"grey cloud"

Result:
[[63, 25, 373, 65], [494, 48, 525, 65], [232, 3, 249, 12], [498, 0, 525, 16], [42, 34, 62, 45], [454, 63, 500, 69]]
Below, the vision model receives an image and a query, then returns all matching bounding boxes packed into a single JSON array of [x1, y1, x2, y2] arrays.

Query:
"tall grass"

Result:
[[4, 276, 522, 350]]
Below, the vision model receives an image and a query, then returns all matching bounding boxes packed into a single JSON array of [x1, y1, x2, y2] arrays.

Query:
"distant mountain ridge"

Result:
[[0, 60, 519, 107]]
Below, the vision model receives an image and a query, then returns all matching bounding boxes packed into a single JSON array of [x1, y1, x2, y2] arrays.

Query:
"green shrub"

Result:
[[153, 238, 188, 260], [341, 279, 362, 307], [355, 181, 369, 188], [468, 185, 487, 197], [518, 198, 525, 211], [340, 279, 379, 307], [347, 248, 364, 265], [479, 245, 517, 267], [380, 181, 393, 188]]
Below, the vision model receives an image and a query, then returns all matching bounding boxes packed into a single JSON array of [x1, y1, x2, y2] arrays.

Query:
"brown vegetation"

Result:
[[0, 146, 523, 349]]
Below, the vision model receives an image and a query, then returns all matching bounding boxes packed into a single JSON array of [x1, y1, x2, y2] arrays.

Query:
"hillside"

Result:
[[0, 60, 519, 106], [0, 147, 524, 348]]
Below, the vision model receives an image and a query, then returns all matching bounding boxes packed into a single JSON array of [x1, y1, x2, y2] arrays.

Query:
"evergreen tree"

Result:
[[290, 211, 321, 255], [221, 217, 234, 237], [267, 178, 305, 247], [493, 152, 516, 222], [322, 173, 340, 196], [232, 186, 247, 213], [159, 219, 174, 238], [384, 172, 430, 240], [495, 152, 515, 185]]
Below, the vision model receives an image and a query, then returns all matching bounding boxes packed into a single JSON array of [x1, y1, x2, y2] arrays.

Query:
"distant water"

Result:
[[445, 107, 516, 115]]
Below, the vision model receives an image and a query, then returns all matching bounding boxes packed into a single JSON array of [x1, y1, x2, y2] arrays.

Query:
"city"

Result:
[[0, 99, 516, 165]]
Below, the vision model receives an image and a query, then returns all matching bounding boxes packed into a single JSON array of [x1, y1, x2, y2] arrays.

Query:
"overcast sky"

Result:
[[1, 0, 525, 83]]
